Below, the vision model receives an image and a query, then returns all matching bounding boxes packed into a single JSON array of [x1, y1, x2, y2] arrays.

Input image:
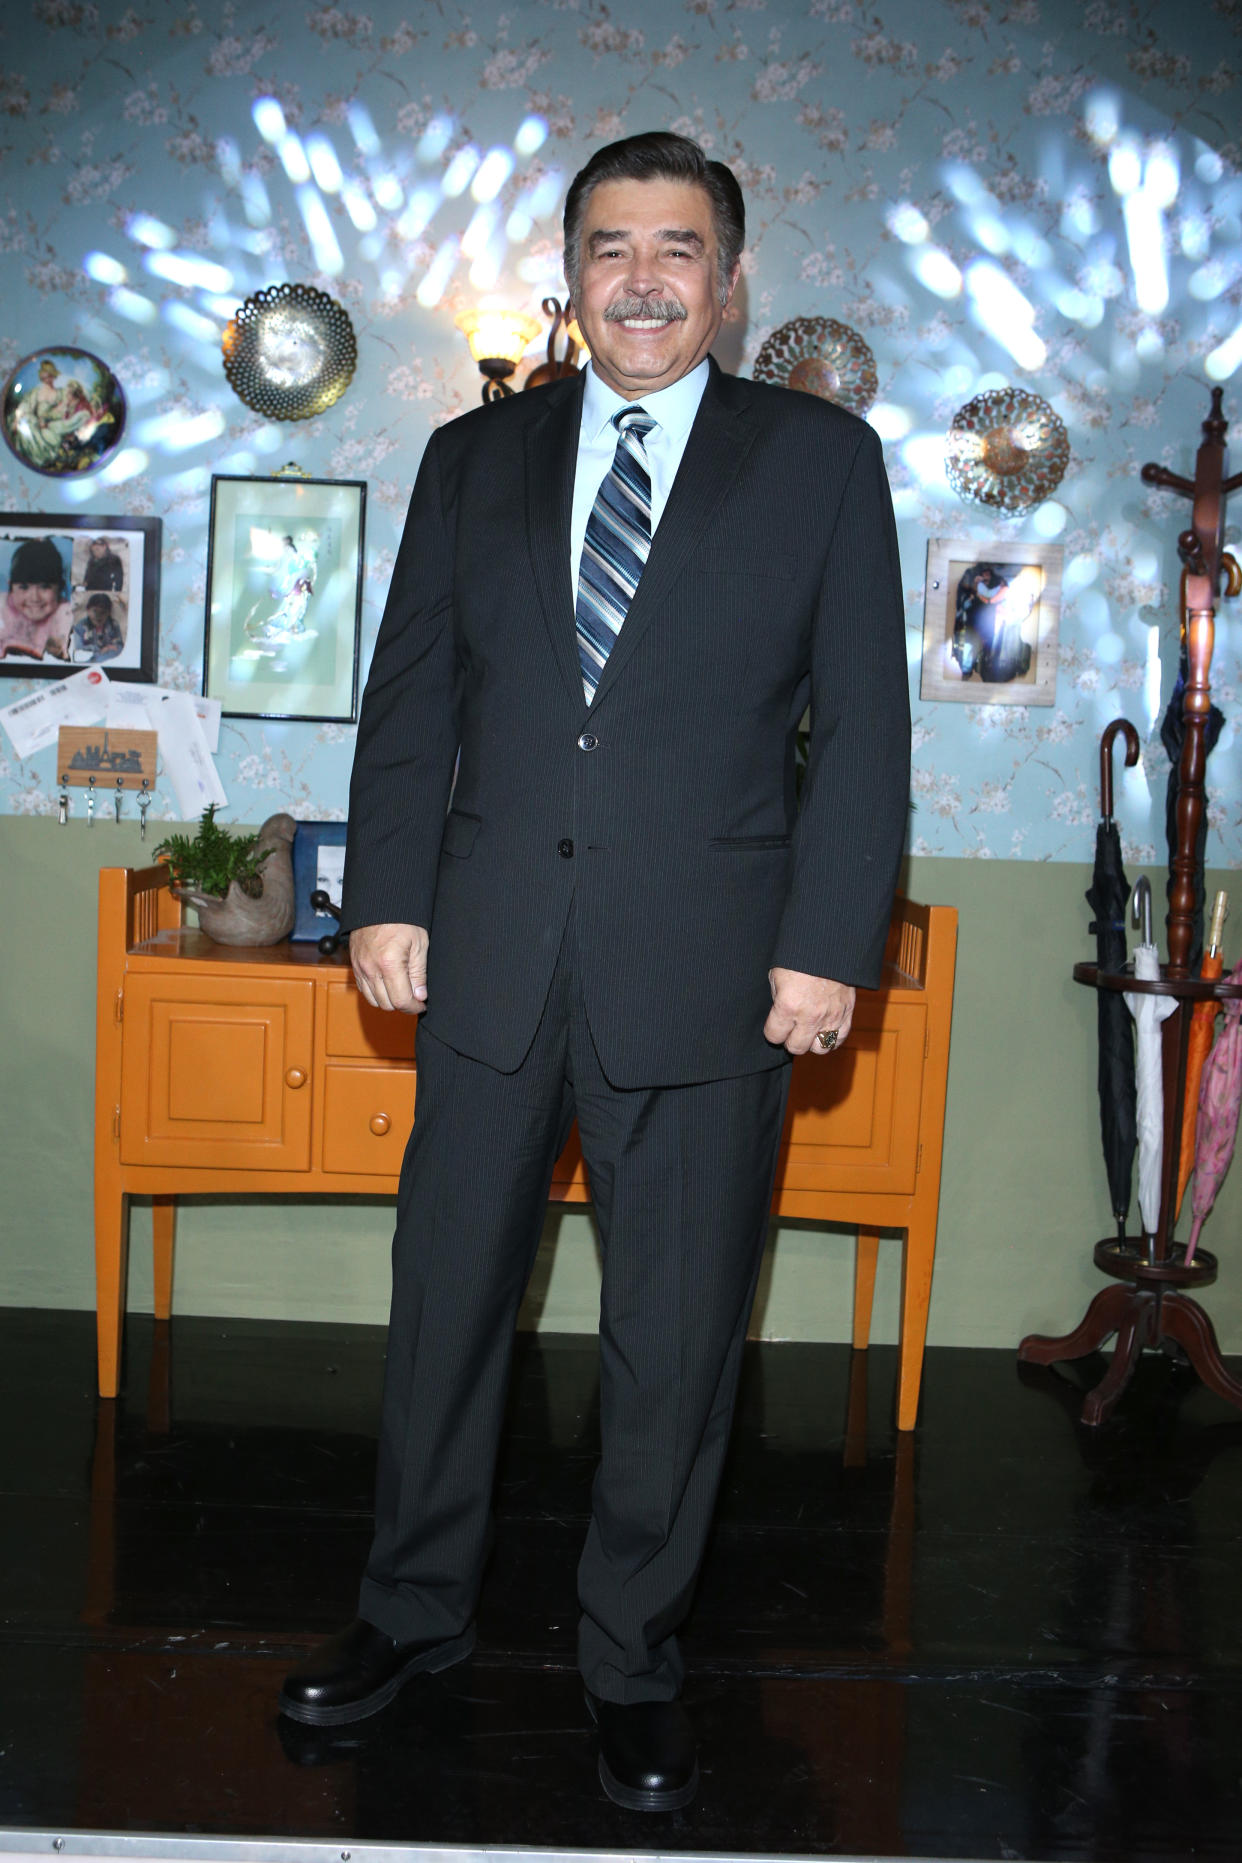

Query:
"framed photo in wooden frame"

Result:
[[0, 512, 160, 681], [290, 820, 348, 943], [920, 537, 1063, 706], [203, 474, 366, 722]]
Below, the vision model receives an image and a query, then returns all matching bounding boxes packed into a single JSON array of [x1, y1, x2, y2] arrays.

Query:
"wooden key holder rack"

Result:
[[58, 726, 158, 826]]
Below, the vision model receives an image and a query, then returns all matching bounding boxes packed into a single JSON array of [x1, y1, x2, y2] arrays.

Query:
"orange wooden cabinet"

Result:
[[96, 866, 956, 1428]]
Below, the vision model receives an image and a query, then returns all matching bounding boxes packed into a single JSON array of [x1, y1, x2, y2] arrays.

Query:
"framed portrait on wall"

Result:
[[0, 512, 160, 681], [203, 474, 366, 722], [920, 538, 1063, 707]]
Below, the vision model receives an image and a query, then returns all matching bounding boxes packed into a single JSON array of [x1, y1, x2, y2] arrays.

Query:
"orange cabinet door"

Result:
[[776, 1002, 926, 1196], [321, 1065, 416, 1175], [119, 974, 315, 1171]]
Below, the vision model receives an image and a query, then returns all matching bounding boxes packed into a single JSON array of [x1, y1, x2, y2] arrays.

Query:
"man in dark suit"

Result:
[[281, 131, 910, 1811]]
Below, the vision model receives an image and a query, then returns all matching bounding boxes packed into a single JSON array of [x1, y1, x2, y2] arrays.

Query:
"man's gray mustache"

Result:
[[603, 297, 688, 323]]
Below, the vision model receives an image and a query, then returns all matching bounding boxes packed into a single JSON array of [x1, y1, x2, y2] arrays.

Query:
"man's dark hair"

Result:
[[563, 131, 744, 304]]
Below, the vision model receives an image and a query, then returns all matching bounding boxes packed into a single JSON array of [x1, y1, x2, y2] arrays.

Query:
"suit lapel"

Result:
[[526, 372, 588, 711], [588, 364, 758, 711]]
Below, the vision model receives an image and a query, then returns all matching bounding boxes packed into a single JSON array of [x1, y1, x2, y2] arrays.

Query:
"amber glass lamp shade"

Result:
[[455, 308, 542, 401]]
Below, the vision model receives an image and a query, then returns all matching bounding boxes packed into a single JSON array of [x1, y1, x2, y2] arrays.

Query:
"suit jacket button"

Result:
[[577, 733, 598, 751], [558, 838, 574, 858]]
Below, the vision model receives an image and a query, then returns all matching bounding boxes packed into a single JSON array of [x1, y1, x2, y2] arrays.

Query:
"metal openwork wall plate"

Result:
[[945, 387, 1070, 515], [752, 316, 878, 416], [222, 284, 357, 421]]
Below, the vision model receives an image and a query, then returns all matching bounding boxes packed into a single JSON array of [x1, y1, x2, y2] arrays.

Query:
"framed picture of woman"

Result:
[[920, 538, 1063, 706], [202, 474, 366, 722]]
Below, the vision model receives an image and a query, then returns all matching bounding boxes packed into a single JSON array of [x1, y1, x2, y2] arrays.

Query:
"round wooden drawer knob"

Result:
[[369, 1113, 391, 1136], [285, 1067, 308, 1089]]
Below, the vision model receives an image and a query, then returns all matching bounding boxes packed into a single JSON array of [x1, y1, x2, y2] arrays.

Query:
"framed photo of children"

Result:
[[920, 538, 1063, 707], [0, 513, 160, 681], [202, 474, 366, 722]]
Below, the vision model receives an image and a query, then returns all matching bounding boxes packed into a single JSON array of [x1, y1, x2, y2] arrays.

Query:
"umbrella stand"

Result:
[[1020, 968, 1242, 1424], [1019, 386, 1242, 1426]]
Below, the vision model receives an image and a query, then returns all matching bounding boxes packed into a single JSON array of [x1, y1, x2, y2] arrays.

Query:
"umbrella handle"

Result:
[[1100, 717, 1140, 822], [1131, 874, 1153, 948]]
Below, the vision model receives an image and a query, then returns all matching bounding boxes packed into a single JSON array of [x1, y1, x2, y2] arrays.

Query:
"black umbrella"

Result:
[[1160, 649, 1225, 976], [1087, 719, 1140, 1244]]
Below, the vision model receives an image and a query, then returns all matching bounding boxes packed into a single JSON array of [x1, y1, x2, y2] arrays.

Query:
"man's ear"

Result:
[[721, 261, 741, 309]]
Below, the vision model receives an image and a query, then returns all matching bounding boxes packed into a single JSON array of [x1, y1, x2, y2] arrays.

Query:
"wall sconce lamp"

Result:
[[454, 308, 542, 402], [524, 296, 588, 390]]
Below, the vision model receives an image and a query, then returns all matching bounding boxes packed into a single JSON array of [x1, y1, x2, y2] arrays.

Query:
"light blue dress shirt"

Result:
[[569, 358, 710, 598]]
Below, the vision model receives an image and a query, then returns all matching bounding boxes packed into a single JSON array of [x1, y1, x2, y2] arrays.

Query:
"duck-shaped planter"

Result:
[[174, 812, 297, 946]]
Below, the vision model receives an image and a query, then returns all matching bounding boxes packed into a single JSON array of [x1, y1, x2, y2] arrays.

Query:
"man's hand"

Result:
[[764, 967, 855, 1056], [349, 923, 430, 1014]]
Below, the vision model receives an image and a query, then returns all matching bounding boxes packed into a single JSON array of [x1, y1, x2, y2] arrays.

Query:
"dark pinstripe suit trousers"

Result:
[[358, 905, 792, 1702]]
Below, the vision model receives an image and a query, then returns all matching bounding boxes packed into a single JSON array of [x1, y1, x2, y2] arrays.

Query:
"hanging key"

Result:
[[58, 778, 69, 826], [114, 778, 124, 824], [86, 776, 97, 827], [137, 783, 151, 840]]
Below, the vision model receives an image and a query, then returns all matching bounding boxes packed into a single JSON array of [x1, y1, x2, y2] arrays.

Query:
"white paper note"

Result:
[[0, 667, 110, 759], [103, 684, 159, 732], [106, 682, 221, 752], [142, 688, 228, 818]]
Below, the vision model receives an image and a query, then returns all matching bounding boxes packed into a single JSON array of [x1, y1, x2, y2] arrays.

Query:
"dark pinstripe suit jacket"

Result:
[[340, 357, 911, 1088]]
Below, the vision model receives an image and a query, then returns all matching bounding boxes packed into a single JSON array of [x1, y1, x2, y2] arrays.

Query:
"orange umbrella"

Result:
[[1175, 888, 1229, 1219]]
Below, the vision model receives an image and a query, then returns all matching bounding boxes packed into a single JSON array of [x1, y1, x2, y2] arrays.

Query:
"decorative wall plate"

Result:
[[222, 283, 357, 421], [1, 347, 126, 477], [945, 388, 1070, 515], [752, 316, 878, 416]]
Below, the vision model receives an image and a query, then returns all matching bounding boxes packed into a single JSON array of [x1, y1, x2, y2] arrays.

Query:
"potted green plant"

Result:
[[155, 805, 298, 946]]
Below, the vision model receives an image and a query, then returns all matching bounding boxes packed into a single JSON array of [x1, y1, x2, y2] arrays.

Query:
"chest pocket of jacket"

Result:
[[441, 810, 481, 858]]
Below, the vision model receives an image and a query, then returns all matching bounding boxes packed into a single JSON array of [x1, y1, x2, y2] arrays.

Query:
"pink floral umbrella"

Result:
[[1184, 958, 1242, 1264]]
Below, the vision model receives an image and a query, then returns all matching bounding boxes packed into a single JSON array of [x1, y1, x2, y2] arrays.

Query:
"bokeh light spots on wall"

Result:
[[306, 135, 344, 195], [1207, 319, 1242, 382], [84, 252, 126, 287], [76, 98, 557, 474]]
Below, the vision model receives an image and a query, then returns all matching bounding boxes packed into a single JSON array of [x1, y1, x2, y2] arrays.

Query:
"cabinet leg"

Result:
[[852, 1228, 880, 1351], [1081, 1297, 1155, 1427], [1018, 1282, 1134, 1367], [94, 1183, 129, 1400], [895, 1214, 935, 1432], [1159, 1295, 1242, 1412], [152, 1198, 176, 1321]]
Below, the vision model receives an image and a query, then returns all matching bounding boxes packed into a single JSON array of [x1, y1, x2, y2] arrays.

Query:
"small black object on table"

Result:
[[309, 890, 347, 958]]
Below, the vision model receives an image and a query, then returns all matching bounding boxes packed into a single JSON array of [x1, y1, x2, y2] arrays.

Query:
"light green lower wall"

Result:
[[3, 813, 1240, 1350]]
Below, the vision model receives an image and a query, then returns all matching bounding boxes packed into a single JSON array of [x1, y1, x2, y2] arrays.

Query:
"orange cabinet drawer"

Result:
[[776, 1003, 926, 1196], [324, 983, 418, 1061], [322, 1065, 416, 1175]]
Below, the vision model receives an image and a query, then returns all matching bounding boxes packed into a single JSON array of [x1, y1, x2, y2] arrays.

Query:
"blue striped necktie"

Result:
[[575, 406, 657, 703]]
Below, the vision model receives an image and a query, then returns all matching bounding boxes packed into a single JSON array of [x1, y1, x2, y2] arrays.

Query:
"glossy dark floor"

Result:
[[1, 1309, 1241, 1859]]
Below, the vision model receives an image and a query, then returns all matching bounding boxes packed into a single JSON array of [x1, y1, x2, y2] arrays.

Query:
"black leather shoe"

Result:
[[279, 1618, 475, 1726], [586, 1689, 699, 1812]]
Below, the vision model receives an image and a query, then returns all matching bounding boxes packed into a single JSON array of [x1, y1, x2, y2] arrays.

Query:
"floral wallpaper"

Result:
[[1, 0, 1241, 865]]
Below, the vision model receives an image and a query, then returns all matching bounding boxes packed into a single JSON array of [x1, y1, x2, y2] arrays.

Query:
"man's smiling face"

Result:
[[570, 177, 739, 400]]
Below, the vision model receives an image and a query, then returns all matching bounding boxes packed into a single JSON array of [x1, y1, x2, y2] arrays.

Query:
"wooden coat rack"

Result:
[[1020, 389, 1242, 1424]]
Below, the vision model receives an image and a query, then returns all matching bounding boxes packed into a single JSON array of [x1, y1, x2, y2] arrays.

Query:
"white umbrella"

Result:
[[1123, 878, 1177, 1238]]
